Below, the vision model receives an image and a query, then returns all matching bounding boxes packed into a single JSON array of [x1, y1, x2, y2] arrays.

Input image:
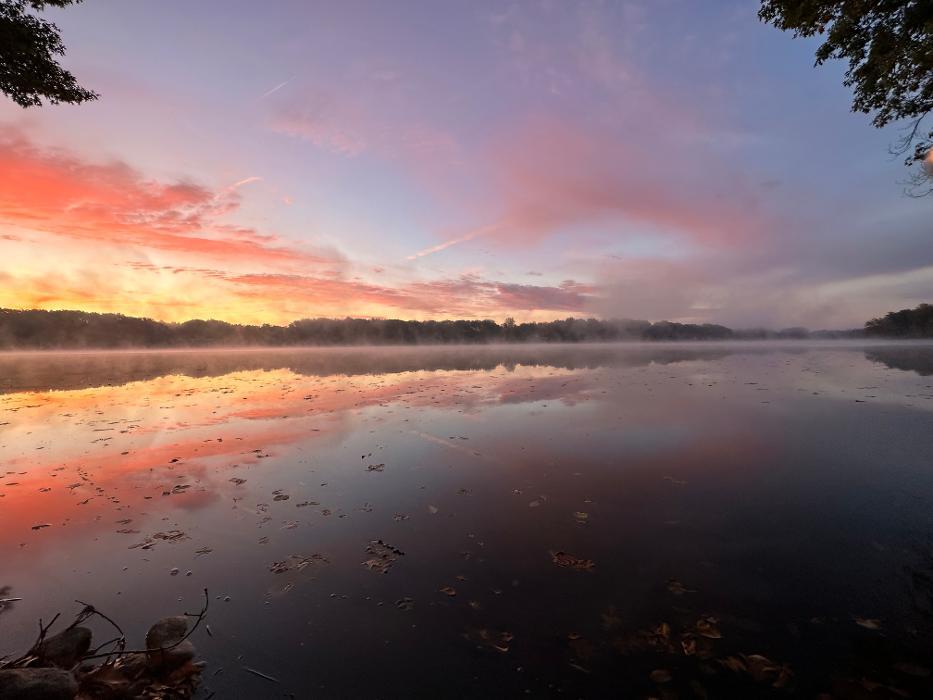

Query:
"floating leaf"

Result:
[[695, 616, 722, 639], [362, 539, 405, 574], [855, 617, 882, 630], [667, 578, 695, 595], [550, 551, 595, 572]]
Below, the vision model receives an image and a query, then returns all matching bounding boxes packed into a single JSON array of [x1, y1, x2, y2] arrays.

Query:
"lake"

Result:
[[2, 343, 933, 698]]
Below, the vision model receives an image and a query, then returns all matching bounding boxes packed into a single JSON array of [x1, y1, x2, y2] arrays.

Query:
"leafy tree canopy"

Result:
[[759, 1, 933, 187], [865, 302, 933, 337], [0, 0, 97, 107]]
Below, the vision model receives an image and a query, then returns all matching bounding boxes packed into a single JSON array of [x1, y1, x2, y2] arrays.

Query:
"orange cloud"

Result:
[[0, 262, 598, 323], [0, 135, 334, 267], [227, 272, 594, 317]]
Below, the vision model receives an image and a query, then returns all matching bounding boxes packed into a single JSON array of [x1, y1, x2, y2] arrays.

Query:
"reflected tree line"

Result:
[[2, 342, 931, 396], [0, 309, 871, 350]]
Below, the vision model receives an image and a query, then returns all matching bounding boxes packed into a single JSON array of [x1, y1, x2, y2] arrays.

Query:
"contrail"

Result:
[[229, 176, 262, 190], [407, 222, 501, 260], [260, 77, 294, 99]]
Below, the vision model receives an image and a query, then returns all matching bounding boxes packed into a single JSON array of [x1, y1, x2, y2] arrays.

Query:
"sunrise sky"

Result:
[[0, 0, 930, 328]]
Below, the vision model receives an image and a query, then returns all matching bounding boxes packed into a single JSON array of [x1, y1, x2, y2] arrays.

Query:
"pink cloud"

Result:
[[0, 135, 336, 267], [410, 114, 768, 259]]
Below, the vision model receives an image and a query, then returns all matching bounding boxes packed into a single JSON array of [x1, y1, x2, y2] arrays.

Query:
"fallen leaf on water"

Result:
[[362, 539, 405, 574], [467, 628, 513, 653], [650, 669, 672, 684], [719, 656, 746, 673], [666, 578, 696, 595], [439, 586, 457, 597], [855, 617, 882, 630], [550, 551, 595, 572], [695, 616, 722, 639], [742, 654, 792, 687]]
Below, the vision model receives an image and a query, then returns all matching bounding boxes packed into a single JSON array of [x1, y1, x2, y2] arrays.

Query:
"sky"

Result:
[[0, 0, 930, 329]]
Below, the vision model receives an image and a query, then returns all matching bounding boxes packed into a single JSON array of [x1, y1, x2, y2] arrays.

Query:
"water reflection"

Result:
[[3, 341, 933, 396], [865, 346, 933, 376], [1, 343, 933, 697]]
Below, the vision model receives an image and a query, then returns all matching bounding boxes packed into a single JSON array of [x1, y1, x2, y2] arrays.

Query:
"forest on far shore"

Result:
[[0, 307, 902, 349]]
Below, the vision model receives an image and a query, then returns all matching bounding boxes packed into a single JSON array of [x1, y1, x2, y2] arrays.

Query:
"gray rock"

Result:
[[145, 616, 195, 671], [38, 626, 92, 668], [0, 667, 78, 700], [145, 616, 187, 649], [148, 638, 196, 671]]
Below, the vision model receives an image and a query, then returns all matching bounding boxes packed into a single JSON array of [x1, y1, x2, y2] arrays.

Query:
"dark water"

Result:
[[2, 342, 933, 698]]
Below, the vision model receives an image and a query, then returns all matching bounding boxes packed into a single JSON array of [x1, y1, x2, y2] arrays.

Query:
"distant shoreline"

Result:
[[4, 339, 933, 356], [2, 305, 930, 350], [0, 307, 876, 350]]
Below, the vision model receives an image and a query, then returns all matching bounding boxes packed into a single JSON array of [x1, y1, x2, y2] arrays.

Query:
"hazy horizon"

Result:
[[0, 304, 874, 330]]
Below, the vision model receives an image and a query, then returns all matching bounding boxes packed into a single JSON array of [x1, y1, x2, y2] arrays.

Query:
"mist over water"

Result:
[[2, 342, 933, 697]]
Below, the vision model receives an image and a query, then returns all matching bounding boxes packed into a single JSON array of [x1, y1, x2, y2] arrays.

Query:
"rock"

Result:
[[0, 667, 79, 700], [149, 639, 196, 672], [38, 626, 92, 668], [146, 616, 187, 648], [145, 616, 195, 671]]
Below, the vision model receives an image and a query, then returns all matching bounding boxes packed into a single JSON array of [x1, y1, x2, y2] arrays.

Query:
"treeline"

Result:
[[0, 309, 736, 348], [0, 308, 876, 350], [865, 304, 933, 338]]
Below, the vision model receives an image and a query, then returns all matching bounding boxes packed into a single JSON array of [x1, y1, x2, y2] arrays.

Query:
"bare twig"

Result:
[[2, 612, 62, 668], [73, 599, 127, 664], [243, 666, 280, 683], [79, 588, 209, 661]]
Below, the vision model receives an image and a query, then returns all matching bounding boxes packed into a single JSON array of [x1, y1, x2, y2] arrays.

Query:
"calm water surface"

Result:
[[2, 343, 933, 698]]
